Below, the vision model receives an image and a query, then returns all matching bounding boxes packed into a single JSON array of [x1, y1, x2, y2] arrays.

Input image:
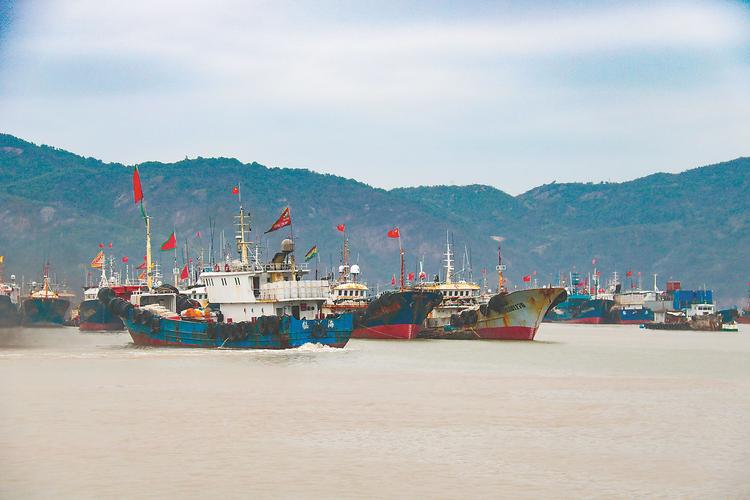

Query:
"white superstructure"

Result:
[[199, 206, 331, 323]]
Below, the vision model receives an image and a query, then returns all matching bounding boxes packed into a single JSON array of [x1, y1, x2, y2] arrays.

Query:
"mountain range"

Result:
[[1, 133, 748, 306]]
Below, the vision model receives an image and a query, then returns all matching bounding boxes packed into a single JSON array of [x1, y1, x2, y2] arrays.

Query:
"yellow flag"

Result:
[[0, 255, 4, 264], [90, 251, 104, 269]]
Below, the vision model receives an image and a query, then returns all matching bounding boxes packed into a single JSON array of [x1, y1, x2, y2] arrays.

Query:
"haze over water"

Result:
[[1, 325, 749, 498]]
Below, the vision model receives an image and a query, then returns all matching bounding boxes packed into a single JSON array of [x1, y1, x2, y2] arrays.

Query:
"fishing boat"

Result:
[[607, 275, 655, 324], [349, 227, 441, 339], [418, 237, 566, 340], [79, 253, 145, 331], [415, 233, 482, 330], [20, 264, 71, 327], [643, 286, 724, 331], [322, 232, 369, 315], [0, 259, 21, 327], [353, 289, 442, 340], [102, 174, 353, 349], [544, 272, 612, 324]]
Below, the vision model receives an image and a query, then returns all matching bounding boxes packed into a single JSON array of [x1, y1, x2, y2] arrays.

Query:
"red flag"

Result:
[[137, 262, 147, 270], [265, 207, 291, 233], [160, 232, 176, 251], [523, 275, 531, 282], [179, 264, 189, 281], [231, 186, 239, 195], [98, 243, 104, 249], [408, 272, 415, 281], [419, 271, 427, 280], [592, 258, 597, 266], [391, 274, 396, 285], [387, 227, 400, 238], [195, 231, 202, 238], [133, 167, 144, 204], [108, 242, 113, 248], [626, 270, 633, 277], [122, 256, 129, 263], [336, 224, 345, 232]]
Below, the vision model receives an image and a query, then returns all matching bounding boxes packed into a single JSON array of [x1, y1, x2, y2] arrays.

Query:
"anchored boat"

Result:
[[418, 236, 566, 340], [349, 227, 441, 339], [20, 264, 72, 327], [80, 253, 146, 331], [0, 260, 21, 327]]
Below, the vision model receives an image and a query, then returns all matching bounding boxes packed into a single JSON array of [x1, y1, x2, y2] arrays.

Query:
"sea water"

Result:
[[1, 324, 748, 498]]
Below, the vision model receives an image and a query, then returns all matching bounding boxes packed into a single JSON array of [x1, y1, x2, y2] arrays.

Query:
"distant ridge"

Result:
[[1, 133, 748, 305]]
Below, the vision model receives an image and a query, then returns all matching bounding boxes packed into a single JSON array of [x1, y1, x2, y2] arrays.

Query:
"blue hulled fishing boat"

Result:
[[106, 170, 353, 349]]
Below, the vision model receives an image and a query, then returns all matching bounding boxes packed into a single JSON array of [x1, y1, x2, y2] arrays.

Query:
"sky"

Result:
[[0, 0, 748, 194]]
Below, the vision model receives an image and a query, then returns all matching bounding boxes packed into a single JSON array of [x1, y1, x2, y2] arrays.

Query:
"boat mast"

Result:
[[444, 230, 454, 284], [496, 241, 504, 292], [233, 183, 250, 267], [145, 216, 153, 289]]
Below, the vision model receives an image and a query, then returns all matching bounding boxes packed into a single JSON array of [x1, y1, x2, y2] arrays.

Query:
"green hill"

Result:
[[1, 133, 748, 306]]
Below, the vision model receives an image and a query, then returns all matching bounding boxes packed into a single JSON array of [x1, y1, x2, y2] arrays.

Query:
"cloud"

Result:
[[0, 0, 749, 194]]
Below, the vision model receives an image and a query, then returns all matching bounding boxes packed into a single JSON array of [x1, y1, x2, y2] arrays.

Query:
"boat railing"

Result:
[[205, 262, 311, 274]]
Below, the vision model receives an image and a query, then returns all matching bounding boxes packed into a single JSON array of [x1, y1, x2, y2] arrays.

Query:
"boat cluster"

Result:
[[1, 177, 747, 342]]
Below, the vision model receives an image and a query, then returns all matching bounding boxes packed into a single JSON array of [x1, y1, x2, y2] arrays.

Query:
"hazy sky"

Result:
[[0, 0, 748, 194]]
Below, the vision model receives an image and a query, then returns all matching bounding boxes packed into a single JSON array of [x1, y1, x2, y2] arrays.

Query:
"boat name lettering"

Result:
[[500, 303, 526, 313]]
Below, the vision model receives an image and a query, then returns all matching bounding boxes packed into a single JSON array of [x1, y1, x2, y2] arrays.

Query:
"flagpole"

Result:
[[399, 233, 404, 291], [289, 207, 296, 279], [316, 249, 320, 281], [173, 226, 178, 287]]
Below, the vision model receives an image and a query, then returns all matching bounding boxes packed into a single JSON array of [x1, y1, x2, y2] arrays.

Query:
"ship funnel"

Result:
[[281, 238, 294, 253]]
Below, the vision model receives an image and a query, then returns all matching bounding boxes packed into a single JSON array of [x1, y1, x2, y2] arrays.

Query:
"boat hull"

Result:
[[544, 296, 612, 324], [609, 307, 654, 324], [420, 288, 567, 341], [78, 299, 124, 331], [117, 304, 353, 349], [469, 288, 567, 340], [20, 297, 70, 327], [351, 323, 420, 340], [0, 295, 20, 328], [351, 290, 442, 340]]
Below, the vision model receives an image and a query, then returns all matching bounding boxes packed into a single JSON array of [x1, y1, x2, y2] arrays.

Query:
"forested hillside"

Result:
[[1, 134, 748, 305]]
